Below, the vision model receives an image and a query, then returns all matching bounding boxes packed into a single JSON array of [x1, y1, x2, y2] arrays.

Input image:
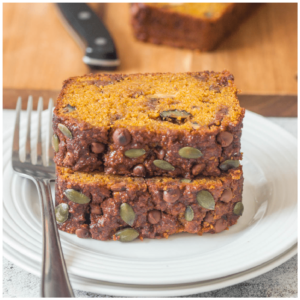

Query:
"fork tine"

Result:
[[47, 98, 54, 165], [12, 97, 22, 161], [36, 97, 44, 165], [25, 96, 33, 163]]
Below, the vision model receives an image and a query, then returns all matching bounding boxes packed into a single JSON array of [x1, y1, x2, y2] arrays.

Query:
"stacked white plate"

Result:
[[3, 110, 297, 297]]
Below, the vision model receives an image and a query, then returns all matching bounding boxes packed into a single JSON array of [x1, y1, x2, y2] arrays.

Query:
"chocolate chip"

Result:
[[192, 163, 206, 176], [76, 228, 90, 239], [132, 164, 146, 177], [217, 132, 233, 147], [111, 182, 126, 192], [148, 210, 161, 224], [163, 187, 180, 203], [91, 142, 105, 154], [113, 128, 131, 146], [204, 212, 214, 223], [91, 205, 101, 214], [220, 189, 232, 203], [214, 218, 228, 233]]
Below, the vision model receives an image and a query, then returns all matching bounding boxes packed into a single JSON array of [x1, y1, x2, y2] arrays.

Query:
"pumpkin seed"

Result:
[[153, 160, 175, 171], [120, 203, 136, 226], [233, 202, 244, 216], [191, 122, 200, 129], [64, 104, 76, 113], [58, 124, 73, 139], [179, 147, 203, 159], [197, 190, 215, 210], [55, 203, 69, 224], [52, 134, 59, 152], [64, 189, 90, 204], [115, 228, 139, 242], [204, 11, 213, 18], [124, 149, 146, 158], [219, 160, 240, 171], [185, 206, 194, 221], [181, 179, 192, 183], [160, 110, 191, 124]]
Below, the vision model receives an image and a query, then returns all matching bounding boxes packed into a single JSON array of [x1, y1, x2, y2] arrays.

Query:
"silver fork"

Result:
[[12, 96, 74, 297]]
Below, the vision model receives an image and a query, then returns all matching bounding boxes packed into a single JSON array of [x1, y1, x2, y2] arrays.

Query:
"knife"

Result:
[[56, 3, 120, 69]]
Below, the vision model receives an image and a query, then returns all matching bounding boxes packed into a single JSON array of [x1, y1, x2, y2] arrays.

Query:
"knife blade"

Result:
[[56, 3, 120, 69]]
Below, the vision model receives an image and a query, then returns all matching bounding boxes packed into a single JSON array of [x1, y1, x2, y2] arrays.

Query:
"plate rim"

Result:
[[3, 242, 297, 297]]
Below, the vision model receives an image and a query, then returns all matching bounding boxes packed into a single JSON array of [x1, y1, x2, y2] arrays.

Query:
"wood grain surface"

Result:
[[3, 3, 297, 96], [3, 89, 297, 117]]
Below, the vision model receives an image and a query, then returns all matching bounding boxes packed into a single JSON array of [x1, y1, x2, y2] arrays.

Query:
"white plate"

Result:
[[3, 110, 297, 286], [3, 242, 297, 297]]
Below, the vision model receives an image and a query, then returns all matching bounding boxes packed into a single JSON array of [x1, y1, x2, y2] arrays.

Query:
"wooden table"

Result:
[[3, 3, 297, 115]]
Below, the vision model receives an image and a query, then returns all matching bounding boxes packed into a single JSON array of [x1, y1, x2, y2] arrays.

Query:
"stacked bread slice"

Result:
[[53, 71, 245, 242]]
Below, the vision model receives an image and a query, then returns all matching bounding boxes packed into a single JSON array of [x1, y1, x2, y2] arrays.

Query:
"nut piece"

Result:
[[58, 124, 73, 139], [76, 228, 90, 239], [91, 142, 105, 154], [63, 152, 75, 167], [52, 134, 59, 152], [120, 203, 136, 226], [55, 203, 69, 224], [179, 147, 203, 159], [233, 202, 244, 216], [163, 187, 180, 203], [185, 206, 194, 221], [217, 132, 233, 147], [191, 122, 200, 129], [160, 110, 191, 124], [219, 160, 240, 171], [64, 104, 76, 113], [156, 149, 165, 160], [192, 163, 206, 176], [64, 189, 91, 204], [196, 190, 215, 210], [125, 149, 146, 158], [113, 128, 131, 146], [153, 160, 175, 171], [220, 189, 232, 203], [148, 210, 161, 224], [132, 164, 146, 177], [115, 228, 139, 242]]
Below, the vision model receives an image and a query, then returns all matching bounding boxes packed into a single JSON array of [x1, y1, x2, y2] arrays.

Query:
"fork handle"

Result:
[[35, 178, 74, 297]]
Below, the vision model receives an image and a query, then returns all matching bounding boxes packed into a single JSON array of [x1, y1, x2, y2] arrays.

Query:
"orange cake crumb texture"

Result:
[[57, 166, 242, 190], [146, 3, 232, 19], [57, 72, 242, 131]]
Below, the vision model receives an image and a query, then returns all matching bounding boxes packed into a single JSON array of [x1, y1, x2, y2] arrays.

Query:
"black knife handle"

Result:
[[56, 3, 119, 68]]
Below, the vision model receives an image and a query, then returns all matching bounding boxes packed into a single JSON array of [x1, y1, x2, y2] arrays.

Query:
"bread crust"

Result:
[[131, 3, 260, 51], [55, 166, 244, 241], [53, 71, 245, 178]]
